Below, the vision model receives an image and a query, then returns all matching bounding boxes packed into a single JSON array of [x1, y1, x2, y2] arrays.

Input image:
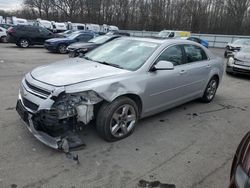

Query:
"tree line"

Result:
[[1, 0, 250, 35]]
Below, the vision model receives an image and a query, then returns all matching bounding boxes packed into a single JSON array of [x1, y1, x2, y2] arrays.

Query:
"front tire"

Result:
[[200, 77, 219, 103], [96, 97, 139, 142], [18, 38, 30, 48]]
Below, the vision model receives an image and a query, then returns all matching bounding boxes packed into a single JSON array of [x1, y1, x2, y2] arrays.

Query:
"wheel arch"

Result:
[[95, 93, 143, 118], [18, 37, 31, 45]]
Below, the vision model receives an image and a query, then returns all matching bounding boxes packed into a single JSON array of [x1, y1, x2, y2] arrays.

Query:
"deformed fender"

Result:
[[93, 81, 144, 102]]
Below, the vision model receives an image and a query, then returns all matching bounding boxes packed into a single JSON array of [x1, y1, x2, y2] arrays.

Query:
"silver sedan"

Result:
[[16, 37, 224, 151]]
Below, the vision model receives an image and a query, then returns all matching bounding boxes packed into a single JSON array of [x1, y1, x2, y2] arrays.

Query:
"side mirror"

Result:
[[151, 61, 174, 71]]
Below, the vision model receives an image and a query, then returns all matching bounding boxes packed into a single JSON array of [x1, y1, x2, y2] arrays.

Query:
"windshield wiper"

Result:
[[83, 57, 124, 69], [96, 61, 124, 69]]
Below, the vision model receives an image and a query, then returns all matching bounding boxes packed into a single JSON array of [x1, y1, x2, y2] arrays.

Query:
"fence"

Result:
[[121, 30, 250, 48]]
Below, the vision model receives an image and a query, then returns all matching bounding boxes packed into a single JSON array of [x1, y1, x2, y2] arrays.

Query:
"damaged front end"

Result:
[[16, 83, 103, 152]]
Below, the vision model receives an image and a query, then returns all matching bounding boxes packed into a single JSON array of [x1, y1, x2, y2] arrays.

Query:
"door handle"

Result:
[[206, 64, 211, 68]]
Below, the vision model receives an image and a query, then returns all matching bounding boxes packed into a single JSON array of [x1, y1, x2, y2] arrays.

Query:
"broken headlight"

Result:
[[53, 91, 102, 119]]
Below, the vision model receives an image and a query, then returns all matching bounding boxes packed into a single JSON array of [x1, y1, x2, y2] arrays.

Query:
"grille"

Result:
[[25, 79, 51, 97], [233, 67, 250, 74], [22, 97, 39, 111]]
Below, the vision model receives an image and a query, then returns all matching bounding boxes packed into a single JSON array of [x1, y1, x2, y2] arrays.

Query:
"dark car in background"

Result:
[[106, 30, 130, 36], [7, 25, 58, 48], [187, 37, 209, 48], [57, 30, 75, 37], [225, 39, 250, 58], [44, 32, 96, 54], [229, 131, 250, 188], [226, 46, 250, 76], [67, 34, 122, 57]]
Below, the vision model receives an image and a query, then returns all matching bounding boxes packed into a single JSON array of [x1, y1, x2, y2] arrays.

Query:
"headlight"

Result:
[[53, 91, 102, 119], [78, 48, 88, 52], [235, 165, 250, 188], [228, 57, 235, 66]]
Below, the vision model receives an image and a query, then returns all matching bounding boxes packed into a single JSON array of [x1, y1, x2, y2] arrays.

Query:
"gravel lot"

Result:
[[0, 43, 249, 188]]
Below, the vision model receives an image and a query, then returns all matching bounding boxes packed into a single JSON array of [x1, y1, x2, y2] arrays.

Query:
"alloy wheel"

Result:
[[206, 79, 217, 100], [20, 39, 29, 48], [110, 104, 136, 138]]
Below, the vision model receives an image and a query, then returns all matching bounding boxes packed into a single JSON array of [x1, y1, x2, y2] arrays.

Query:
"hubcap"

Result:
[[206, 80, 217, 100], [110, 104, 136, 138], [20, 40, 28, 47], [59, 45, 67, 53]]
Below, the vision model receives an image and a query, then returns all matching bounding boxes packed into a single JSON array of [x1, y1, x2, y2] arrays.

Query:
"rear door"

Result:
[[76, 34, 94, 42], [37, 28, 53, 44], [180, 44, 211, 97]]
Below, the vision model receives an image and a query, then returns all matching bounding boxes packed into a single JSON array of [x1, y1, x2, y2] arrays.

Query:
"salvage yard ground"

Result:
[[0, 43, 249, 188]]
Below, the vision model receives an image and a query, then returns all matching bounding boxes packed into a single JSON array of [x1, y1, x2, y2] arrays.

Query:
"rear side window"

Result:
[[77, 26, 85, 30], [183, 45, 208, 63], [156, 45, 184, 66], [39, 28, 50, 35], [77, 34, 93, 41]]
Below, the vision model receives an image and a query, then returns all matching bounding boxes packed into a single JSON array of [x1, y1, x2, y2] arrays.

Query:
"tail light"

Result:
[[7, 27, 14, 33]]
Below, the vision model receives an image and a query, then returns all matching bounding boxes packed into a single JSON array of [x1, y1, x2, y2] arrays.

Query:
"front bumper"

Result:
[[16, 99, 85, 152], [226, 64, 250, 75], [44, 44, 57, 52], [16, 100, 62, 149]]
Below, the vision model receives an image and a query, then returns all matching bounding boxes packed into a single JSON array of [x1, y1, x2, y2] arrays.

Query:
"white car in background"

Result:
[[0, 26, 7, 42]]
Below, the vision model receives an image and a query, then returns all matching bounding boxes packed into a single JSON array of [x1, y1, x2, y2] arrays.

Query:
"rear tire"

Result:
[[58, 44, 67, 54], [200, 77, 219, 103], [96, 97, 139, 142], [18, 38, 30, 48]]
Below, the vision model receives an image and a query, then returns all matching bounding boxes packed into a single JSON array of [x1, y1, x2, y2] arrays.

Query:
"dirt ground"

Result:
[[0, 43, 249, 188]]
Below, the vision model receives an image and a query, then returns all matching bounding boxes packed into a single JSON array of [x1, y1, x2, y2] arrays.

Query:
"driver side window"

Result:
[[156, 45, 184, 66]]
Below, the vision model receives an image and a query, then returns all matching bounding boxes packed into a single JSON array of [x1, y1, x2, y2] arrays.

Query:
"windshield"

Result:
[[241, 47, 250, 53], [233, 39, 250, 45], [84, 39, 159, 71], [67, 33, 79, 40], [89, 35, 113, 44], [158, 31, 170, 37]]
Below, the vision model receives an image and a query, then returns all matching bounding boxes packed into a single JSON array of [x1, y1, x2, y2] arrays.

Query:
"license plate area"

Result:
[[69, 51, 75, 57], [16, 100, 29, 123]]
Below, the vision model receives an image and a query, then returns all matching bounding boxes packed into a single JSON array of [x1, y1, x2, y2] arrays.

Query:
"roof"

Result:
[[123, 37, 169, 44]]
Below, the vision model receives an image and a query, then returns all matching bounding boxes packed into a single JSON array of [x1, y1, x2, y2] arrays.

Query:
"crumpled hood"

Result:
[[68, 42, 95, 49], [235, 52, 250, 62], [228, 43, 244, 48], [46, 37, 71, 43], [30, 58, 130, 86]]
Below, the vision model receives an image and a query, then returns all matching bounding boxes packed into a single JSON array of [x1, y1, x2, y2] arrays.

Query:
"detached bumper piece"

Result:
[[16, 100, 85, 152]]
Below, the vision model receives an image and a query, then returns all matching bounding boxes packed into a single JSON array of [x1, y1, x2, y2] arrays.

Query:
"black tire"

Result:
[[96, 97, 139, 142], [18, 38, 30, 48], [200, 77, 219, 103], [224, 51, 228, 58], [58, 44, 67, 54]]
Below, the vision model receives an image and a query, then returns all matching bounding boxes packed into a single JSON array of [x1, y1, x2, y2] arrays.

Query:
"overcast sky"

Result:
[[0, 0, 22, 11]]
